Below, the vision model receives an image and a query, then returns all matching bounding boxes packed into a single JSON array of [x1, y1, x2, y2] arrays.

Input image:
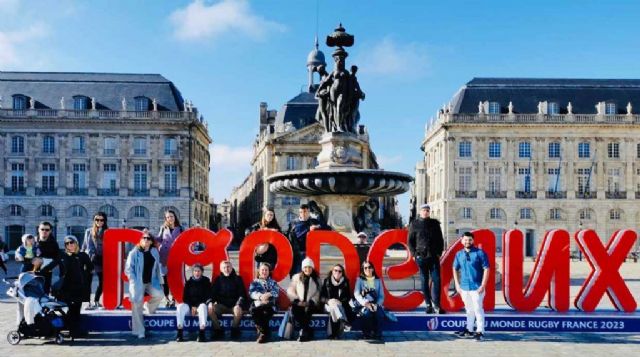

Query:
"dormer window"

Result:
[[548, 102, 560, 115], [134, 96, 150, 111], [12, 95, 27, 110], [73, 96, 89, 110], [605, 102, 616, 115], [488, 101, 500, 114]]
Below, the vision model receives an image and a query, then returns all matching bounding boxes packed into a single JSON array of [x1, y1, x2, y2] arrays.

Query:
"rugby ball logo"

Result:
[[426, 317, 439, 331]]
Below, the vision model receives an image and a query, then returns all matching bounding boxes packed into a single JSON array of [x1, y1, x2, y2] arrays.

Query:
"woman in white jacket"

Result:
[[125, 232, 164, 339], [286, 257, 321, 342]]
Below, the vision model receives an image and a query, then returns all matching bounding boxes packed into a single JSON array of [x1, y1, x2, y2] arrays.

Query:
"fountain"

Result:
[[267, 24, 413, 241]]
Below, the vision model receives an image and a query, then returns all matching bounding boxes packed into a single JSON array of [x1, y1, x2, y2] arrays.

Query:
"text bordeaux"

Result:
[[102, 228, 637, 312]]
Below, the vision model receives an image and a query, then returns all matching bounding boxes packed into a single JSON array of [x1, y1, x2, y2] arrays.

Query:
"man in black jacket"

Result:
[[36, 221, 60, 294], [209, 260, 247, 340], [175, 264, 212, 342], [408, 204, 445, 314], [287, 204, 322, 277]]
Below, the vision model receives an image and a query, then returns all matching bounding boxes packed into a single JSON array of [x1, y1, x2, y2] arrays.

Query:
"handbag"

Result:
[[277, 310, 294, 339]]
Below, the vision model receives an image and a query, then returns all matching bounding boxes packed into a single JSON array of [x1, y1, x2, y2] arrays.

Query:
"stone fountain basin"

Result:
[[268, 168, 413, 196]]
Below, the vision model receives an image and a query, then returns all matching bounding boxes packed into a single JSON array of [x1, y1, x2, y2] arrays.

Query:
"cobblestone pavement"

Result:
[[0, 260, 638, 356]]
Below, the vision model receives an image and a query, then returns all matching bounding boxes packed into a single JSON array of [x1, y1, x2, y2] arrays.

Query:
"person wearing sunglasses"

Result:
[[353, 261, 385, 340], [48, 236, 93, 340], [125, 232, 164, 339], [320, 263, 354, 339], [408, 204, 445, 314], [82, 212, 108, 310], [453, 232, 490, 341], [36, 221, 60, 294]]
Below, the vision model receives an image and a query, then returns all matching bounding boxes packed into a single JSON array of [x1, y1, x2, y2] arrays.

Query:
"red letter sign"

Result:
[[368, 229, 423, 311], [306, 230, 360, 293], [575, 229, 638, 312], [167, 228, 233, 303], [503, 229, 570, 312], [440, 229, 496, 312], [102, 228, 143, 310]]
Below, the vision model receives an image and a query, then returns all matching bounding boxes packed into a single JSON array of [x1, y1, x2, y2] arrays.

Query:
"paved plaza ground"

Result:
[[0, 258, 638, 356]]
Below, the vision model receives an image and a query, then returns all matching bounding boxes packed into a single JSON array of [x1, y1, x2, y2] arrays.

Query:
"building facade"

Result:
[[416, 78, 640, 255], [0, 72, 211, 250], [230, 44, 402, 238]]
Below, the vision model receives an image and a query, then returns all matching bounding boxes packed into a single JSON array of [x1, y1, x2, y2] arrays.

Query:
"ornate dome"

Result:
[[306, 37, 326, 68]]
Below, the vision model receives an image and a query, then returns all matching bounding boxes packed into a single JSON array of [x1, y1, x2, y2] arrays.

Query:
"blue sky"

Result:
[[3, 0, 640, 217]]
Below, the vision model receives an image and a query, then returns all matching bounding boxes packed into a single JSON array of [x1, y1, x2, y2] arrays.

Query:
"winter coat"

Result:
[[249, 277, 280, 308], [408, 217, 444, 258], [320, 276, 352, 306], [125, 246, 163, 304], [156, 225, 184, 268], [81, 228, 105, 272], [52, 252, 93, 303], [211, 269, 247, 308], [183, 276, 212, 307], [287, 272, 320, 306], [15, 245, 41, 272], [354, 277, 384, 307], [37, 236, 60, 261], [287, 218, 321, 253], [254, 244, 277, 269]]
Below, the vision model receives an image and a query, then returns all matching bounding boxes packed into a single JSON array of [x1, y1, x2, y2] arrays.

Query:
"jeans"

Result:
[[131, 284, 164, 337], [416, 256, 441, 308], [360, 306, 384, 336]]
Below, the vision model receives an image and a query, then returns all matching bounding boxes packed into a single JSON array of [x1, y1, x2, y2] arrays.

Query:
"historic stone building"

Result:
[[230, 43, 402, 237], [416, 78, 640, 255], [0, 72, 211, 250]]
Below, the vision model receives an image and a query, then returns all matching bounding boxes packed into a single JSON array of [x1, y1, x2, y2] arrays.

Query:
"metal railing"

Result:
[[605, 191, 627, 199], [129, 189, 150, 197], [4, 188, 26, 196], [160, 189, 179, 197], [97, 189, 119, 196], [516, 191, 537, 199], [67, 188, 88, 196], [576, 191, 598, 199], [0, 109, 198, 121], [485, 191, 507, 199], [455, 190, 477, 198], [35, 188, 57, 196], [546, 191, 567, 199]]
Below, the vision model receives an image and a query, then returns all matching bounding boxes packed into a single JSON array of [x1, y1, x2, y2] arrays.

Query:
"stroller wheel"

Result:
[[7, 330, 21, 345], [54, 332, 64, 345]]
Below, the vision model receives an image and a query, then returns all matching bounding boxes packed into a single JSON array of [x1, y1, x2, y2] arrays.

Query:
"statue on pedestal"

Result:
[[315, 24, 365, 134]]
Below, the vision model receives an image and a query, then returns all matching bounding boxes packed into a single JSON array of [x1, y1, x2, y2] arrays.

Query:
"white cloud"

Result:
[[169, 0, 285, 42], [355, 36, 430, 79], [0, 24, 48, 67]]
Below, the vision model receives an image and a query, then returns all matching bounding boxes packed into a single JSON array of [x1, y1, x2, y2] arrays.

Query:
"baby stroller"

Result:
[[5, 273, 68, 345]]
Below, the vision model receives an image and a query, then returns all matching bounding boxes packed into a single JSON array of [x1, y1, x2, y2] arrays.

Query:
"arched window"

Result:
[[579, 208, 595, 221], [520, 208, 533, 220], [131, 206, 148, 218], [40, 204, 55, 217], [12, 95, 27, 110], [549, 208, 562, 221], [99, 205, 119, 219], [134, 96, 150, 111], [9, 204, 24, 216], [489, 208, 505, 220], [69, 205, 87, 217], [73, 96, 89, 110], [609, 209, 622, 220]]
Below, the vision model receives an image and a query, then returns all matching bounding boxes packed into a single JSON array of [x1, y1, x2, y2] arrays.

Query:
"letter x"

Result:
[[575, 230, 637, 312]]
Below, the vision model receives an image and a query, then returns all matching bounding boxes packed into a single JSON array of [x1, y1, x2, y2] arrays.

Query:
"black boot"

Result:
[[230, 327, 241, 340], [175, 328, 184, 342], [197, 329, 206, 342], [212, 328, 224, 340]]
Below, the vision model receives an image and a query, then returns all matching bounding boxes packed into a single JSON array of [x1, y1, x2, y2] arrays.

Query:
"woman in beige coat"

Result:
[[287, 257, 321, 342]]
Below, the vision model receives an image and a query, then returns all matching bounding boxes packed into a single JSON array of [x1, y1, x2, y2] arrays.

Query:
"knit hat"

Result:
[[301, 257, 315, 270], [420, 204, 431, 210]]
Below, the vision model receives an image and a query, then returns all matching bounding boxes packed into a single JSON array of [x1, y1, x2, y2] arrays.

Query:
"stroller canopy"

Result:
[[17, 273, 46, 299]]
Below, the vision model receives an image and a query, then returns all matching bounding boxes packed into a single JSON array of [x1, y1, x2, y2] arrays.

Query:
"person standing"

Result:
[[354, 232, 370, 264], [155, 210, 184, 308], [49, 236, 93, 340], [82, 212, 107, 309], [287, 204, 322, 277], [125, 233, 164, 339], [254, 208, 280, 269], [453, 232, 490, 341], [175, 264, 211, 343], [36, 221, 60, 294], [209, 260, 247, 340], [408, 204, 445, 314]]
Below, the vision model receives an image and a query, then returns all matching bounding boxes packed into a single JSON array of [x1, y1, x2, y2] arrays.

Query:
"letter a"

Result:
[[575, 229, 637, 312]]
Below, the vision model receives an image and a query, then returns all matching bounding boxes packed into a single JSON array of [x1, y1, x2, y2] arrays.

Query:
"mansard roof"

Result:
[[451, 77, 640, 114], [0, 71, 185, 111], [274, 91, 318, 130]]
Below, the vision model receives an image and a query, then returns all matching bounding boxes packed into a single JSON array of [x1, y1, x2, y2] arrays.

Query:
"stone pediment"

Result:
[[274, 122, 324, 143]]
